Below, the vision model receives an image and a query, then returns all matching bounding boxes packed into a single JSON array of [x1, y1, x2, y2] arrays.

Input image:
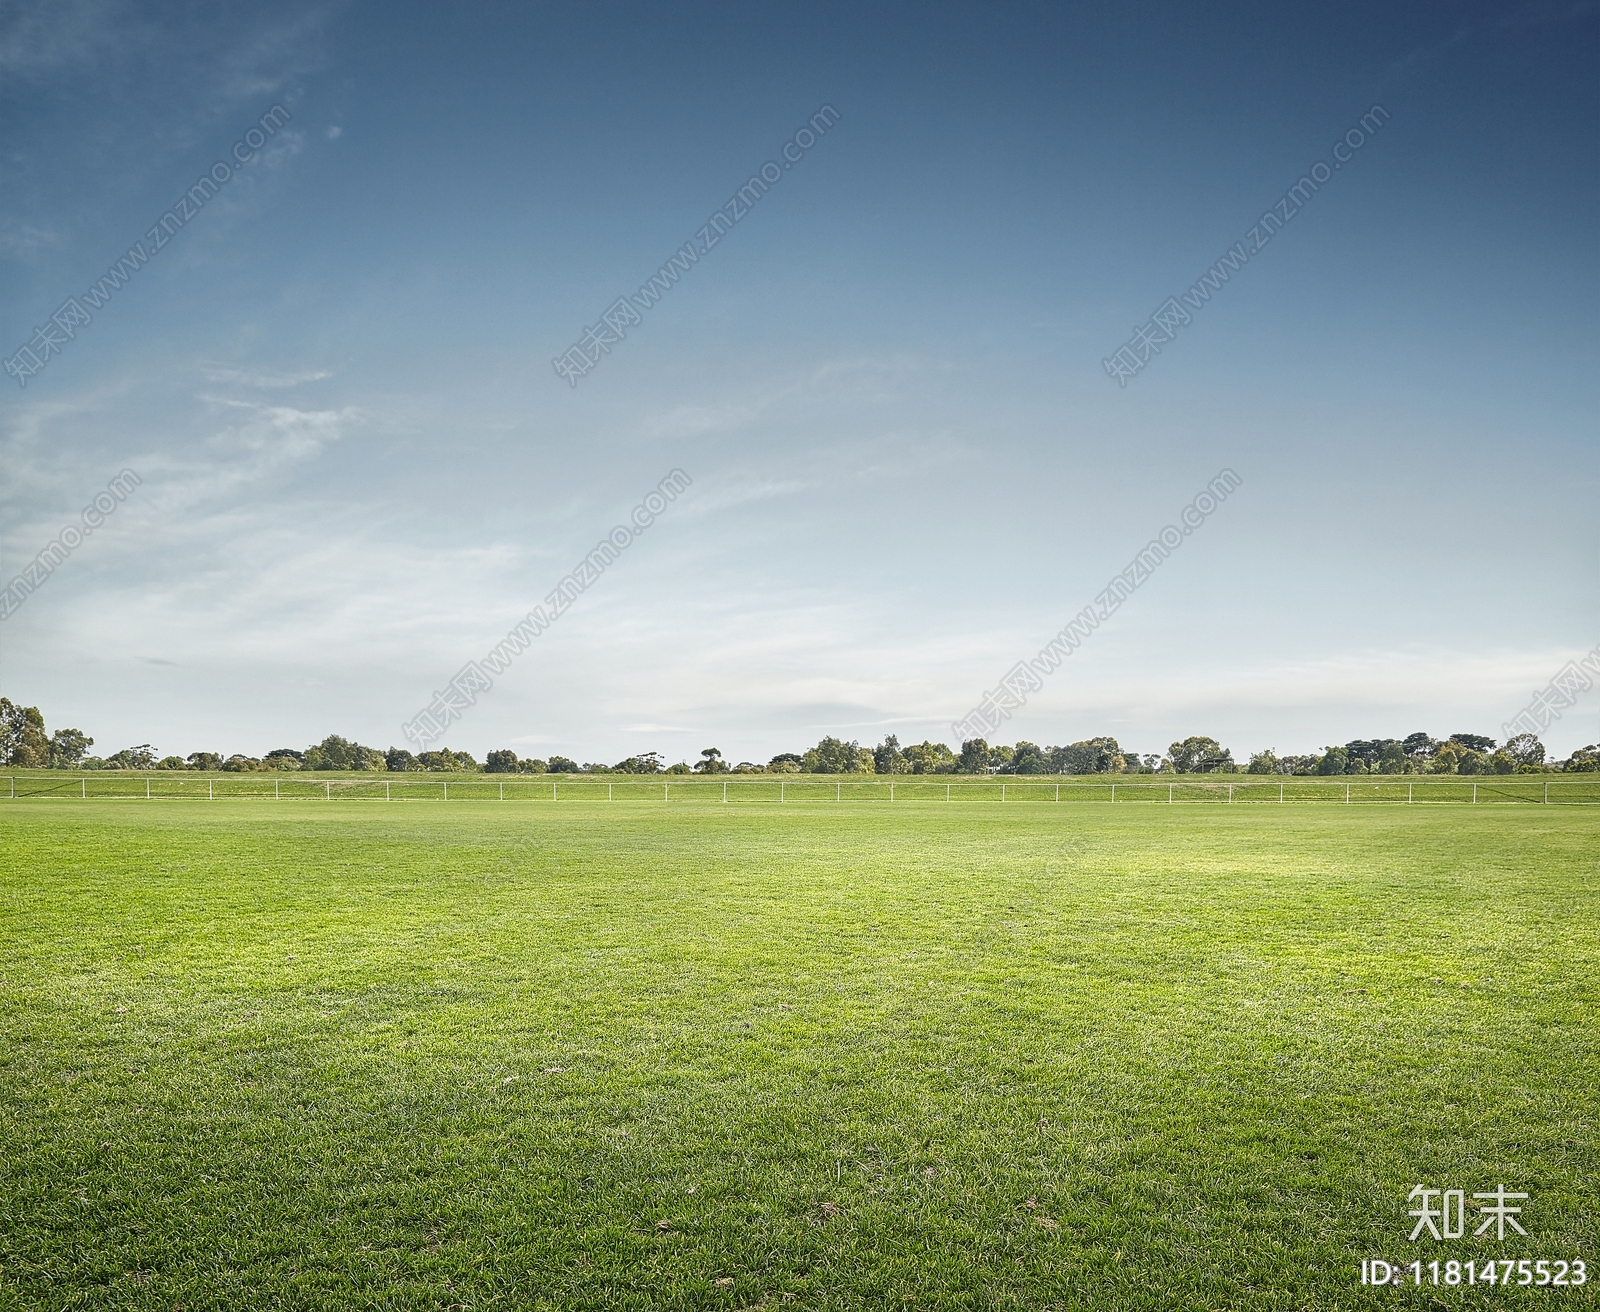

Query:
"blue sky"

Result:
[[2, 0, 1596, 764]]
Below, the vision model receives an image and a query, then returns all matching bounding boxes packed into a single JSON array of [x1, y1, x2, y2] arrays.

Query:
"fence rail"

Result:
[[2, 775, 1597, 805]]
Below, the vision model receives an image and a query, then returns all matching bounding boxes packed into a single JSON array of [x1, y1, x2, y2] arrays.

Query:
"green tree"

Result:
[[693, 748, 729, 774], [1050, 738, 1124, 774], [902, 741, 957, 774], [1169, 736, 1233, 773], [1005, 742, 1048, 774], [48, 727, 93, 768], [1247, 750, 1279, 774], [485, 750, 519, 773], [0, 699, 50, 766], [1316, 746, 1349, 776], [547, 755, 580, 774], [957, 739, 989, 775], [106, 745, 157, 769], [613, 752, 664, 774], [187, 751, 223, 771], [803, 737, 861, 774], [1377, 741, 1410, 774], [873, 735, 906, 775], [517, 758, 548, 774], [1564, 745, 1599, 772], [1448, 733, 1496, 754], [767, 754, 803, 774], [1503, 733, 1545, 768], [157, 756, 186, 770], [264, 749, 305, 770]]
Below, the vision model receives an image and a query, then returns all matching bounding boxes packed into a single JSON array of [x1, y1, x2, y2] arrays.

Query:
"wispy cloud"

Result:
[[199, 363, 334, 388]]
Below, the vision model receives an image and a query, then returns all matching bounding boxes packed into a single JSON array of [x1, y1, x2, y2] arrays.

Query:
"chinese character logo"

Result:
[[1408, 1183, 1529, 1241]]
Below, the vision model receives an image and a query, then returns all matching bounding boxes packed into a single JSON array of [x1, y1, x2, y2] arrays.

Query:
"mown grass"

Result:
[[0, 801, 1594, 1310]]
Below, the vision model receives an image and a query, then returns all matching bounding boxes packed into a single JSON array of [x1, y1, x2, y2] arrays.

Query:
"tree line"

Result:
[[2, 699, 1595, 774]]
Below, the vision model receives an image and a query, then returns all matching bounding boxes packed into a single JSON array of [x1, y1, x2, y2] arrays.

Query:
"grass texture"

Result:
[[0, 800, 1594, 1309]]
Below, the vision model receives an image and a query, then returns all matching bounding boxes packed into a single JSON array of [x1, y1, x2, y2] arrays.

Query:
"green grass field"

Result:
[[1, 800, 1594, 1309]]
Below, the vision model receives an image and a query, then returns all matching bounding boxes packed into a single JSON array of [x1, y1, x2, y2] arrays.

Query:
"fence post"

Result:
[[1055, 783, 1060, 802], [146, 778, 150, 800], [1001, 782, 1006, 802], [1544, 781, 1548, 804], [722, 782, 726, 803], [946, 783, 950, 801], [1111, 783, 1115, 803], [1168, 783, 1173, 803], [276, 779, 280, 800], [1280, 781, 1284, 803], [836, 781, 841, 803], [890, 784, 894, 802], [500, 782, 504, 801], [386, 782, 390, 801], [1228, 784, 1233, 803], [82, 777, 86, 799], [1408, 782, 1412, 804], [1345, 783, 1349, 804], [1472, 783, 1477, 804]]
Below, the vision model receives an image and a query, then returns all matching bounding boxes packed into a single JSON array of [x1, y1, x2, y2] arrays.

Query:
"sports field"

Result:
[[1, 799, 1594, 1309]]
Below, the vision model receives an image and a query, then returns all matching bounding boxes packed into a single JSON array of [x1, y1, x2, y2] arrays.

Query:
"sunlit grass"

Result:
[[1, 801, 1594, 1309]]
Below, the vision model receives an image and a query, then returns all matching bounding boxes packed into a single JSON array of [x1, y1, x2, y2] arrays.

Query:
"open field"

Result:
[[3, 769, 1598, 806], [0, 802, 1595, 1310]]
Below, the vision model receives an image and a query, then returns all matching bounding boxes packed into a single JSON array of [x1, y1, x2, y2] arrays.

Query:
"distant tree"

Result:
[[1486, 751, 1517, 775], [872, 735, 907, 775], [222, 755, 262, 772], [516, 758, 548, 774], [1565, 745, 1599, 772], [803, 737, 863, 774], [0, 699, 50, 766], [957, 739, 989, 775], [1050, 738, 1123, 774], [1316, 746, 1348, 776], [1377, 741, 1410, 774], [665, 761, 692, 774], [385, 747, 422, 772], [418, 748, 477, 772], [547, 755, 580, 774], [1402, 732, 1438, 765], [1448, 733, 1496, 754], [105, 745, 158, 769], [1503, 733, 1545, 768], [613, 752, 664, 774], [48, 727, 93, 769], [304, 735, 384, 771], [694, 747, 729, 774], [902, 741, 957, 774], [1007, 741, 1050, 774], [485, 750, 519, 774], [157, 756, 186, 770], [768, 753, 804, 772], [186, 751, 223, 771], [1247, 750, 1279, 775], [1428, 742, 1467, 774], [265, 748, 306, 770], [734, 761, 766, 773], [1169, 737, 1232, 773]]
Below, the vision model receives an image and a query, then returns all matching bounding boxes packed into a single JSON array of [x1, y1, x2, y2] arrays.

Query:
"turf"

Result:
[[0, 801, 1594, 1309]]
